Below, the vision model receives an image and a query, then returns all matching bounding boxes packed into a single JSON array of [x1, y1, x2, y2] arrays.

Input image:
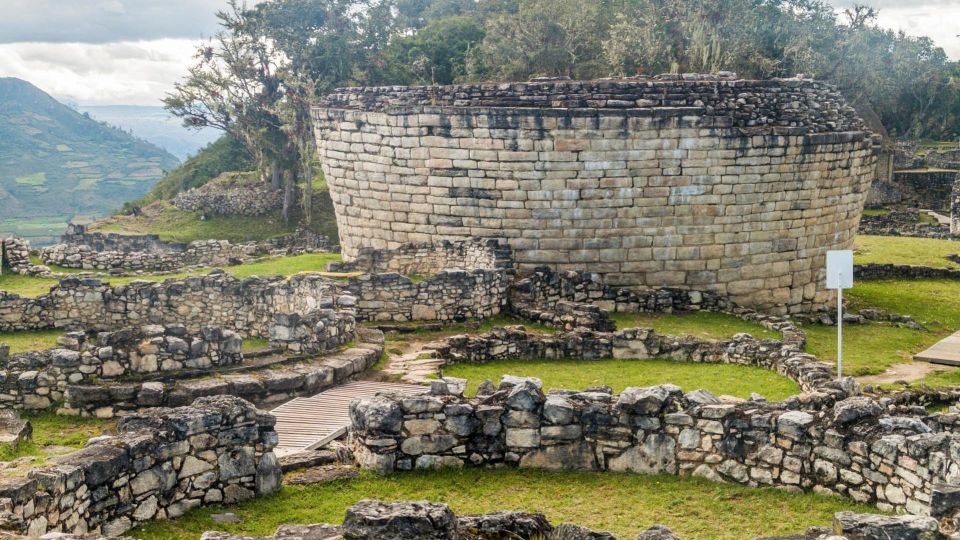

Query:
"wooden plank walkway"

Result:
[[915, 330, 960, 366], [271, 380, 428, 456]]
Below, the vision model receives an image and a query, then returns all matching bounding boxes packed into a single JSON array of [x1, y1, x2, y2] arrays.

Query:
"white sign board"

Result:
[[826, 250, 854, 290]]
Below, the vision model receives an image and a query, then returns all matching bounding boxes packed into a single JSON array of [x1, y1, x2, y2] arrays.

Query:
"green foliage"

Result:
[[133, 469, 879, 540], [0, 78, 179, 243], [609, 311, 781, 340], [381, 16, 485, 84], [131, 135, 253, 207], [442, 358, 800, 400]]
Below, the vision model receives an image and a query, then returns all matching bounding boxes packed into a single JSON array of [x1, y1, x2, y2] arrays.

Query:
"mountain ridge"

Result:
[[0, 77, 179, 245]]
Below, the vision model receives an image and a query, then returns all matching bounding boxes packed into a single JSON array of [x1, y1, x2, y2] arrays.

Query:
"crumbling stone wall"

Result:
[[857, 208, 954, 239], [350, 378, 959, 517], [329, 238, 513, 275], [0, 272, 343, 336], [0, 325, 242, 411], [314, 77, 878, 314], [0, 238, 47, 276], [888, 170, 958, 213], [173, 180, 284, 217], [63, 328, 382, 417], [0, 395, 280, 537], [952, 173, 960, 235]]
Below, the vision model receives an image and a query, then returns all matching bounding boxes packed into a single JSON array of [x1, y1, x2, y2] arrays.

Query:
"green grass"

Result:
[[242, 338, 271, 352], [441, 358, 800, 400], [610, 311, 781, 340], [133, 469, 878, 540], [0, 413, 115, 477], [225, 253, 342, 279], [854, 235, 960, 269], [0, 329, 62, 353], [372, 314, 557, 343], [861, 208, 891, 216], [801, 279, 960, 377]]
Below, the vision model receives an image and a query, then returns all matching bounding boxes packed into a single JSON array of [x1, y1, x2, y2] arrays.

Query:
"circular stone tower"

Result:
[[312, 76, 878, 314]]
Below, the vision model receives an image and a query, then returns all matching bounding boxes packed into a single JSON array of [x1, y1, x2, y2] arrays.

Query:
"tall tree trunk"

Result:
[[271, 158, 281, 191], [302, 160, 313, 225], [282, 168, 297, 224]]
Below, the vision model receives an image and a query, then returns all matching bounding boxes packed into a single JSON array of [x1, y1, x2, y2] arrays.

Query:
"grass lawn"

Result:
[[610, 311, 781, 340], [801, 279, 960, 377], [441, 358, 800, 400], [0, 413, 115, 478], [133, 469, 877, 540], [0, 329, 62, 353], [854, 235, 960, 269], [0, 253, 344, 298]]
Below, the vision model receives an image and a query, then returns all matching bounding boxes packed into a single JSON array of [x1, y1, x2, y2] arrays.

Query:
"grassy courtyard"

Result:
[[133, 469, 876, 540], [0, 329, 62, 353], [441, 358, 800, 400]]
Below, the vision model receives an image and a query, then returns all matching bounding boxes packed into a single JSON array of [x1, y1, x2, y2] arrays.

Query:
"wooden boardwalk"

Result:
[[271, 380, 428, 456], [915, 330, 960, 366]]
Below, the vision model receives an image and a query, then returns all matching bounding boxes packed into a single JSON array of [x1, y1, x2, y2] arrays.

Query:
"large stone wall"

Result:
[[886, 170, 958, 213], [313, 77, 879, 314], [329, 238, 513, 275], [0, 395, 280, 537], [350, 378, 959, 518]]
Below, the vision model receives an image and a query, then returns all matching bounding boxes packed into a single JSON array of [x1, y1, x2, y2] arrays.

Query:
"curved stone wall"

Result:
[[313, 78, 879, 314]]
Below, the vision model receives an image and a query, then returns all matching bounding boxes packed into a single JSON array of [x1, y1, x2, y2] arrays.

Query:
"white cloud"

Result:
[[828, 0, 960, 59], [0, 39, 199, 106]]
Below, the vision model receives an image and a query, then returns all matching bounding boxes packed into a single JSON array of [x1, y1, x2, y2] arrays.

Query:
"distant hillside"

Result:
[[0, 78, 180, 244], [130, 134, 253, 209], [77, 105, 221, 160]]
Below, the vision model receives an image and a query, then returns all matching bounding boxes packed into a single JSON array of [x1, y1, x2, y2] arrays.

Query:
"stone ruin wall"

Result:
[[350, 378, 960, 518], [329, 237, 513, 275], [313, 78, 879, 315], [0, 395, 280, 537]]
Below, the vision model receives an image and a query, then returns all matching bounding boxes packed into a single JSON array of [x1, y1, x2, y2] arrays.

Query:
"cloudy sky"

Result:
[[0, 0, 957, 106]]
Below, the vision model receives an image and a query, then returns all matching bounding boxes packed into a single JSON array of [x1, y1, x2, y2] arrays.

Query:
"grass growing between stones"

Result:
[[0, 329, 62, 353], [133, 469, 879, 540], [854, 235, 960, 269], [0, 413, 115, 478], [439, 358, 800, 400], [609, 311, 781, 340]]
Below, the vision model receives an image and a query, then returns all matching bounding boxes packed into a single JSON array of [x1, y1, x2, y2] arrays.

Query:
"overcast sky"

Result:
[[0, 0, 957, 106]]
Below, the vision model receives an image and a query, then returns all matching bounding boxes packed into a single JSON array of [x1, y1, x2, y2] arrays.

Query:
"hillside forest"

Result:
[[160, 0, 960, 228]]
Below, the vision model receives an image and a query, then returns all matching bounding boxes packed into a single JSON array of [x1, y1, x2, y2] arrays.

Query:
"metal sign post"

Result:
[[826, 250, 854, 380]]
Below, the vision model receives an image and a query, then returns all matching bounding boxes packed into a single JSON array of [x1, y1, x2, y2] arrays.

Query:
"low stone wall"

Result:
[[63, 328, 383, 417], [350, 378, 960, 518], [329, 238, 514, 275], [173, 180, 284, 217], [433, 324, 826, 395], [0, 272, 343, 336], [40, 239, 270, 273], [857, 209, 954, 239], [952, 173, 960, 235], [855, 263, 960, 281], [343, 270, 511, 323], [0, 395, 280, 537], [0, 325, 242, 411]]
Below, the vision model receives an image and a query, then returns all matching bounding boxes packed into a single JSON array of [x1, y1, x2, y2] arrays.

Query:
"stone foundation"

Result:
[[0, 395, 280, 537], [314, 77, 879, 314]]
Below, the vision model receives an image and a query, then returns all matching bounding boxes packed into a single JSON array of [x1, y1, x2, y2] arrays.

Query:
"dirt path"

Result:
[[856, 361, 955, 385], [364, 339, 444, 384]]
